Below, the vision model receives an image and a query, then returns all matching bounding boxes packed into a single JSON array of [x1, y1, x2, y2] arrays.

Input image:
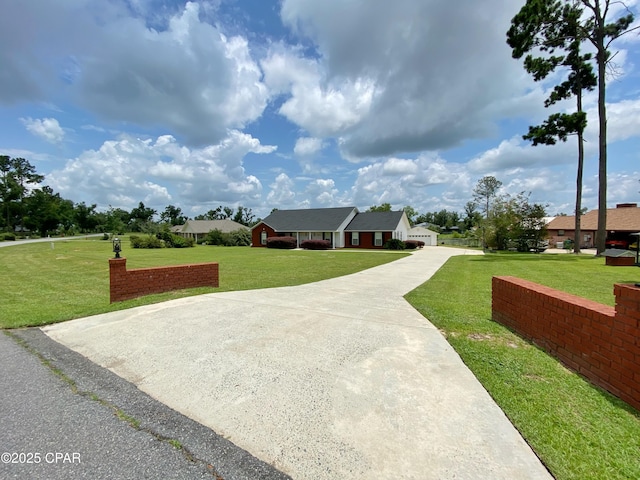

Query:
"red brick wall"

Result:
[[345, 231, 392, 249], [109, 258, 219, 303], [606, 256, 636, 266], [492, 276, 640, 411], [251, 223, 275, 247]]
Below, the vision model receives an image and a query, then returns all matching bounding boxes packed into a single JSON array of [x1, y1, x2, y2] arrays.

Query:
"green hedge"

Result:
[[205, 228, 251, 246], [384, 238, 405, 250], [130, 235, 164, 249]]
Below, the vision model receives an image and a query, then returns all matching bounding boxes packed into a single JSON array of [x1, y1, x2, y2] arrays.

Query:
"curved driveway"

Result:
[[43, 247, 552, 479]]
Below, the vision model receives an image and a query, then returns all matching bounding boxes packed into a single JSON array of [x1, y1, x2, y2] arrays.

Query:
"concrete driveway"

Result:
[[43, 247, 552, 480]]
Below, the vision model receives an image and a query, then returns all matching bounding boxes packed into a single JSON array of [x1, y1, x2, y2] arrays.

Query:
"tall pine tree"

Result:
[[508, 0, 636, 254], [508, 1, 596, 253]]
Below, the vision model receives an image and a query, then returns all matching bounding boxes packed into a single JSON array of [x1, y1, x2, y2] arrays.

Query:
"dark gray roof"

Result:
[[345, 211, 405, 231], [258, 207, 357, 231]]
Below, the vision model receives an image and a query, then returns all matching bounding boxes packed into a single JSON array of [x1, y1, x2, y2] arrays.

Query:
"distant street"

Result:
[[0, 234, 104, 248]]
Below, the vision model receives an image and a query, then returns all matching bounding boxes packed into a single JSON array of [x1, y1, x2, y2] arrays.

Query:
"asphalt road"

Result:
[[0, 329, 290, 480]]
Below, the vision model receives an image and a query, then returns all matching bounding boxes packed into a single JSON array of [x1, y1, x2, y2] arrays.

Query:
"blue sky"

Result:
[[1, 0, 639, 220]]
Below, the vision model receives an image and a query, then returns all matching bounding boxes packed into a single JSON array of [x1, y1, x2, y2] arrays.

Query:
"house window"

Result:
[[352, 232, 359, 246], [260, 231, 267, 245], [374, 232, 383, 247], [558, 230, 565, 236]]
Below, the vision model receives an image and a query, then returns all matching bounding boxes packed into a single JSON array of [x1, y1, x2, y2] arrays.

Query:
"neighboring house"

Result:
[[407, 226, 439, 246], [251, 207, 411, 249], [176, 219, 248, 243], [546, 203, 640, 249]]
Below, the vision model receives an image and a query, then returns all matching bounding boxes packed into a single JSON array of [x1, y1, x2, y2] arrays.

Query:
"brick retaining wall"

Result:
[[492, 276, 640, 411], [109, 257, 219, 303]]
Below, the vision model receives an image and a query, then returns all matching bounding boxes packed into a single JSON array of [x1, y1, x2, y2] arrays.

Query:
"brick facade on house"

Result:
[[345, 231, 393, 249], [252, 224, 277, 247], [492, 276, 640, 411], [546, 203, 640, 249], [109, 257, 219, 303]]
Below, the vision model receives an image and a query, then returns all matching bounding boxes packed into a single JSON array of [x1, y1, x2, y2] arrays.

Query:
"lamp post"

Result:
[[112, 237, 122, 259]]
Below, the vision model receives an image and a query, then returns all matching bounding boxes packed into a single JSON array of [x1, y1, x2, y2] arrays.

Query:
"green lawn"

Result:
[[405, 253, 640, 480], [0, 237, 407, 328]]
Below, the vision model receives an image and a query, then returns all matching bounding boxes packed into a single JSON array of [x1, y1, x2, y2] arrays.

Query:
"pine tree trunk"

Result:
[[575, 99, 584, 254], [594, 3, 608, 255]]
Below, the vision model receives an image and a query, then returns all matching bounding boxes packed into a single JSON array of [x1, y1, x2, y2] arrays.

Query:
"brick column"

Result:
[[109, 257, 127, 303], [614, 283, 640, 326]]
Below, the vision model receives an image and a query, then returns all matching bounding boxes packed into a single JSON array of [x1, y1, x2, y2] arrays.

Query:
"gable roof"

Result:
[[257, 207, 357, 231], [181, 219, 248, 234], [345, 211, 406, 231], [547, 205, 640, 232], [408, 226, 438, 235]]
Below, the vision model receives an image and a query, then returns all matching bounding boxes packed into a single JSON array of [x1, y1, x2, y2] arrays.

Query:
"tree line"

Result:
[[0, 155, 258, 238], [1, 156, 546, 250]]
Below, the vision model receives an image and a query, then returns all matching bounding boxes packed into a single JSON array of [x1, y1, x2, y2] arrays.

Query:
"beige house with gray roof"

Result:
[[176, 219, 248, 243]]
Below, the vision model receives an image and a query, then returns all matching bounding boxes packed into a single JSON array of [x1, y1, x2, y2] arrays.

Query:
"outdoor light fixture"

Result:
[[112, 237, 122, 258]]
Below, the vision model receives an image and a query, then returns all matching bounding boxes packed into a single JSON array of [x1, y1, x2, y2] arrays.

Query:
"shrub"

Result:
[[1, 232, 16, 241], [168, 234, 194, 248], [300, 239, 330, 250], [204, 228, 251, 246], [205, 229, 225, 246], [405, 240, 425, 250], [102, 233, 110, 241], [156, 231, 195, 248], [266, 236, 297, 249], [229, 229, 251, 246], [384, 238, 406, 250], [130, 235, 164, 249]]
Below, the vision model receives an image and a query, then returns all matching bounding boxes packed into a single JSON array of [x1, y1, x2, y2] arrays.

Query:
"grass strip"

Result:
[[405, 253, 640, 480]]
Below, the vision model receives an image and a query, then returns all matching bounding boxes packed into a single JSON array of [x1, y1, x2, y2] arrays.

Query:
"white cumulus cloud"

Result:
[[21, 117, 65, 144]]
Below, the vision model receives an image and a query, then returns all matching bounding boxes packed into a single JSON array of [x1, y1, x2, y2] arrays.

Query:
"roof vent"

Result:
[[616, 203, 637, 208]]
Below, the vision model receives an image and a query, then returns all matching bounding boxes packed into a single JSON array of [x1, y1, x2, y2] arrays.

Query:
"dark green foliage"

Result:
[[194, 205, 256, 226], [300, 239, 330, 250], [205, 228, 251, 246], [1, 232, 16, 241], [415, 209, 462, 231], [266, 236, 297, 249], [156, 231, 195, 248], [384, 238, 405, 250], [160, 205, 187, 226], [205, 229, 225, 245], [229, 229, 251, 246], [130, 235, 164, 249], [487, 192, 547, 251], [367, 203, 392, 212], [523, 112, 587, 146]]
